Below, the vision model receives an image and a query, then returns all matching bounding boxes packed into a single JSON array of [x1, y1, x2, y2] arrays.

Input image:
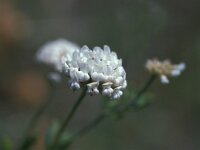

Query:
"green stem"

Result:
[[72, 114, 105, 139], [121, 74, 156, 112], [51, 87, 87, 149], [66, 75, 156, 148], [132, 75, 156, 105], [59, 114, 106, 150], [17, 81, 55, 150]]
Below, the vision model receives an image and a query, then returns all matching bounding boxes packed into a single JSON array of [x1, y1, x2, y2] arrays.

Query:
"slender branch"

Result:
[[64, 75, 157, 149], [50, 87, 87, 149], [17, 81, 55, 150]]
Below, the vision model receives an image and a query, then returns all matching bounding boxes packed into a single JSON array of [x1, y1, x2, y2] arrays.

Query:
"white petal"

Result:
[[68, 80, 80, 90], [103, 45, 111, 53], [176, 63, 186, 71], [102, 88, 113, 96], [160, 75, 169, 84], [171, 70, 181, 77], [81, 45, 89, 52], [87, 82, 99, 95], [112, 90, 123, 99]]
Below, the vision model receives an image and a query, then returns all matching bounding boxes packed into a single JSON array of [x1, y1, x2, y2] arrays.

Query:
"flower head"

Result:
[[63, 45, 127, 99], [146, 58, 186, 84], [36, 39, 79, 72]]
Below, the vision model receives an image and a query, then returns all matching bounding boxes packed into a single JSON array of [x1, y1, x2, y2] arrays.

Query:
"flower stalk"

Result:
[[121, 74, 156, 112], [61, 75, 156, 149], [50, 87, 87, 149]]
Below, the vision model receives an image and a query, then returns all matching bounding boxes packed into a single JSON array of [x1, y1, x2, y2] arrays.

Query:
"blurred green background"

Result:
[[0, 0, 199, 149]]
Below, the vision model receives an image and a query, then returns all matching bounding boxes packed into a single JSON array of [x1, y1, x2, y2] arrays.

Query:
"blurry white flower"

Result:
[[36, 39, 79, 72], [146, 58, 186, 84], [48, 72, 61, 83], [63, 45, 127, 99]]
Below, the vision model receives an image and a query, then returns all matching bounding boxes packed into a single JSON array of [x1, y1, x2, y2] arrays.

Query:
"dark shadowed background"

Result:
[[0, 0, 199, 149]]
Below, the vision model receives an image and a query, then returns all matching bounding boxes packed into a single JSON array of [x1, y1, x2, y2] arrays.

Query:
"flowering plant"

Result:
[[13, 39, 186, 150]]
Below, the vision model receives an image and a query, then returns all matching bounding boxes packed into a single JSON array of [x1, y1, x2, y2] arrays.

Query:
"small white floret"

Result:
[[87, 82, 99, 95], [160, 75, 169, 84]]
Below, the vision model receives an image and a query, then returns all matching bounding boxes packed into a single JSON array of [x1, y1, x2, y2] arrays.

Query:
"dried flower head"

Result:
[[146, 58, 186, 84], [63, 45, 127, 99], [36, 39, 79, 72]]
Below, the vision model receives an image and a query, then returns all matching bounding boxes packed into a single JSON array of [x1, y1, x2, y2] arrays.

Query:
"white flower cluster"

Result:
[[36, 39, 79, 72], [146, 59, 186, 84], [63, 45, 127, 99], [37, 39, 127, 99]]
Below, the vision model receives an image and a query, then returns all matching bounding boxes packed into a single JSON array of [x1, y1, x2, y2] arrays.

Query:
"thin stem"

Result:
[[17, 81, 55, 150], [60, 114, 106, 150], [65, 75, 156, 149], [121, 74, 157, 112], [72, 114, 105, 139], [51, 87, 87, 149]]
